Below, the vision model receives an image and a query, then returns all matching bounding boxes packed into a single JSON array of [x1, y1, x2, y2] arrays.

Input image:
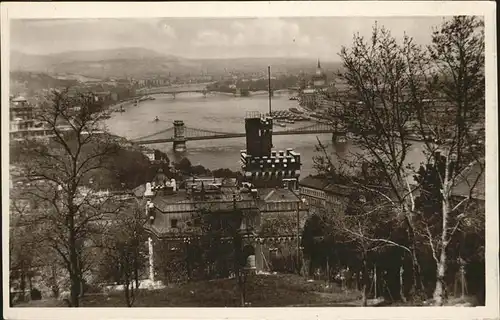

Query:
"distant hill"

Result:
[[10, 48, 189, 78], [47, 47, 173, 63], [194, 57, 342, 75], [10, 48, 342, 78]]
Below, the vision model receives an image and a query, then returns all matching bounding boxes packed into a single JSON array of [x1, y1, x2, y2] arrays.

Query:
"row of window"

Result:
[[300, 187, 325, 199], [168, 216, 258, 230]]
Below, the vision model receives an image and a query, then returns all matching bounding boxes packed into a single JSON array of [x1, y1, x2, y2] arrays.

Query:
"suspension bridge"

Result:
[[132, 120, 344, 151], [138, 88, 210, 99], [137, 85, 301, 99]]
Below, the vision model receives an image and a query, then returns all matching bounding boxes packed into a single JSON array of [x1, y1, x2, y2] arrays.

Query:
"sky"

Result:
[[11, 17, 449, 60]]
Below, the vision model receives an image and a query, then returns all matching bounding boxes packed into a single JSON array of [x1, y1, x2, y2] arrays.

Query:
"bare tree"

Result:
[[319, 23, 429, 299], [411, 16, 485, 306], [12, 89, 122, 307], [9, 187, 39, 304], [99, 203, 147, 307], [336, 189, 398, 306], [317, 16, 485, 305]]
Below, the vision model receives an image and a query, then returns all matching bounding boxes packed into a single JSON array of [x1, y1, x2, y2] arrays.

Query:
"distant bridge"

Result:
[[132, 120, 344, 151], [139, 88, 210, 98], [138, 86, 301, 99]]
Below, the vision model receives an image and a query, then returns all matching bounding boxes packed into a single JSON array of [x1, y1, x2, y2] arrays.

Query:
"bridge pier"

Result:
[[332, 132, 347, 144], [173, 139, 187, 152], [173, 120, 187, 152]]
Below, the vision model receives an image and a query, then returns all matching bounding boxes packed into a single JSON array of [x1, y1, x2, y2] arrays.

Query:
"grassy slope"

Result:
[[16, 274, 361, 308]]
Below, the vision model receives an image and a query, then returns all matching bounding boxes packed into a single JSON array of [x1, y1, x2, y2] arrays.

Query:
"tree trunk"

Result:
[[433, 253, 447, 305], [186, 242, 192, 281], [134, 263, 139, 289], [361, 256, 368, 307], [51, 264, 60, 298], [404, 214, 425, 300], [124, 278, 131, 307], [326, 257, 330, 285], [134, 247, 140, 289], [19, 266, 26, 302], [79, 271, 85, 298], [28, 273, 33, 299], [68, 205, 80, 307], [131, 278, 136, 306], [308, 258, 313, 278], [433, 197, 450, 306], [400, 264, 406, 302], [69, 273, 80, 307]]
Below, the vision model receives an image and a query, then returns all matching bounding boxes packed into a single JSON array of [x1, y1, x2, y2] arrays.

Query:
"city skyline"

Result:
[[11, 16, 448, 60], [3, 1, 495, 317]]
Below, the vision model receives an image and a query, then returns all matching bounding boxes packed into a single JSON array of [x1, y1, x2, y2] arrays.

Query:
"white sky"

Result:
[[11, 17, 449, 60]]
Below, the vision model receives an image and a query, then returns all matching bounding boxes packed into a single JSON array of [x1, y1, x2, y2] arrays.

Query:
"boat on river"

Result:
[[289, 107, 304, 114], [139, 95, 156, 102]]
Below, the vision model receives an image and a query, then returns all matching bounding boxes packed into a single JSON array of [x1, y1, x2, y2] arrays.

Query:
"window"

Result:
[[170, 218, 178, 228]]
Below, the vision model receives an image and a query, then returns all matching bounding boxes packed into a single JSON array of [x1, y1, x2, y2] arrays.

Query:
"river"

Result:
[[105, 91, 426, 178]]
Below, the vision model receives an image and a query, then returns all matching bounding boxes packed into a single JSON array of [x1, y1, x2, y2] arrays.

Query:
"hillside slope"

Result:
[[10, 48, 342, 78]]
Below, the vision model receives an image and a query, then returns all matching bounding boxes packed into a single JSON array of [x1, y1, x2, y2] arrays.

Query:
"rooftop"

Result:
[[138, 180, 303, 213], [451, 159, 485, 201], [299, 175, 352, 196], [11, 96, 27, 102]]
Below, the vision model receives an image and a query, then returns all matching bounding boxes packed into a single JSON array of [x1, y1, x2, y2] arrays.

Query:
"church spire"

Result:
[[317, 59, 321, 69]]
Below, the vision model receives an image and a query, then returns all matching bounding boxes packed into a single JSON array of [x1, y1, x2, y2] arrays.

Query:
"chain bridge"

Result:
[[132, 120, 344, 151], [137, 86, 301, 99], [138, 88, 210, 99]]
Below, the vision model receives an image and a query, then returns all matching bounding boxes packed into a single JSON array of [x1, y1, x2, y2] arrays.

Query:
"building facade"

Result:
[[139, 111, 309, 283], [139, 174, 309, 283], [299, 175, 351, 216], [9, 96, 59, 141]]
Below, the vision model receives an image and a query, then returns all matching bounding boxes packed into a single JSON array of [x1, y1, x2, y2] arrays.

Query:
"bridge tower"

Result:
[[331, 119, 347, 144], [173, 120, 187, 152]]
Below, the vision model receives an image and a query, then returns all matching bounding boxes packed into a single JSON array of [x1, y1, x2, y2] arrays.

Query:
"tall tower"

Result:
[[240, 112, 301, 189], [313, 59, 327, 89], [244, 111, 273, 157]]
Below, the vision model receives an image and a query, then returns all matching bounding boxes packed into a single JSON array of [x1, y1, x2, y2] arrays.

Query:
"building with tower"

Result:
[[299, 60, 329, 110], [240, 111, 301, 189], [9, 96, 71, 141], [311, 59, 327, 90], [135, 111, 308, 284]]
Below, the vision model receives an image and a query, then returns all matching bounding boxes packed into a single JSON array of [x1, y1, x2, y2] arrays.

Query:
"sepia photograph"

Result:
[[1, 2, 498, 320]]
